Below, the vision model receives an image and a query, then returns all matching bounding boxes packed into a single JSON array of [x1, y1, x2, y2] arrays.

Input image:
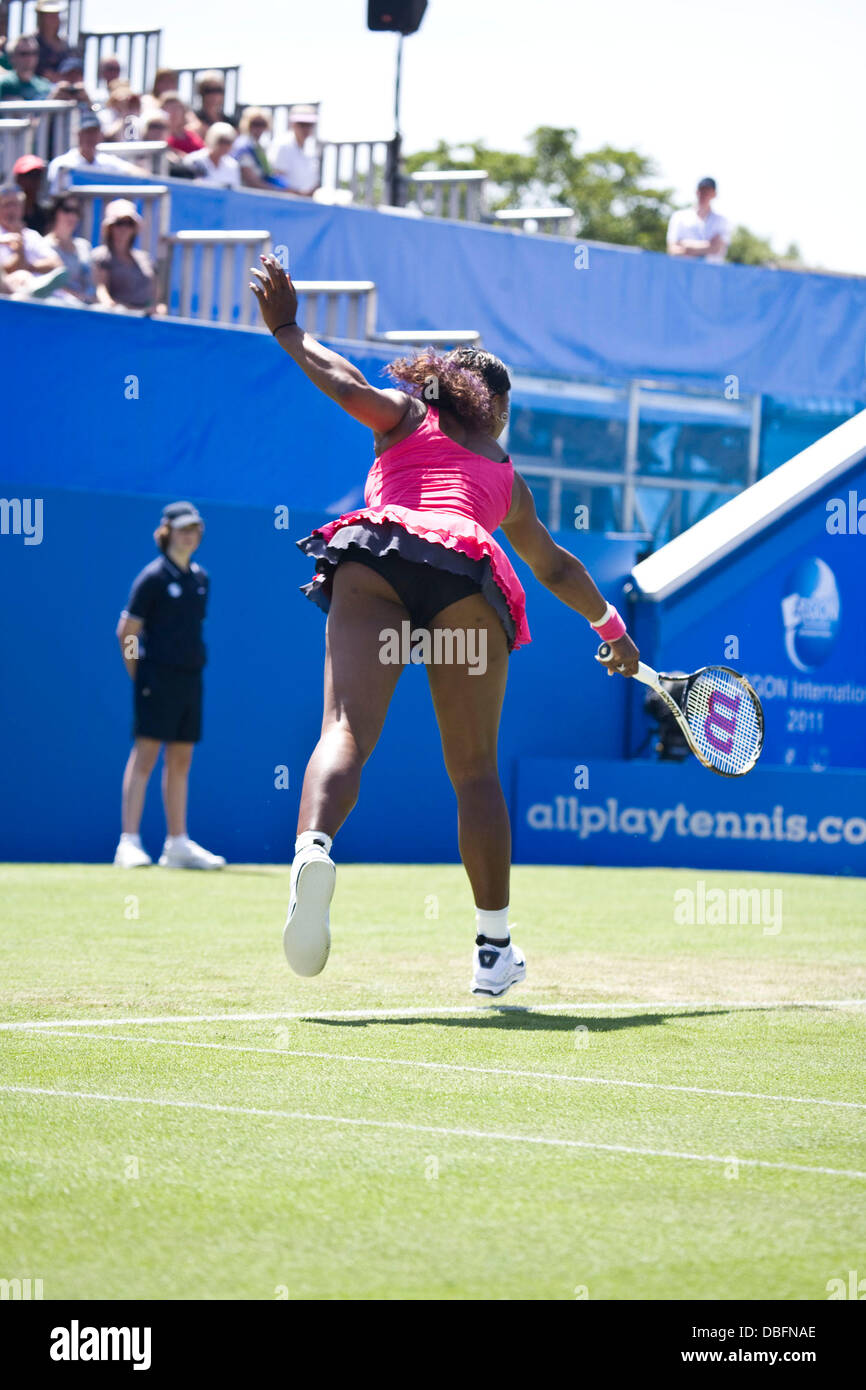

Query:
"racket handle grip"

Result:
[[595, 643, 659, 688]]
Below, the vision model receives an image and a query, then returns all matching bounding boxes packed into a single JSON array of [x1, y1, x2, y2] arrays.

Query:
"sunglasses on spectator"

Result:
[[59, 204, 81, 215], [112, 218, 137, 227], [201, 86, 224, 96]]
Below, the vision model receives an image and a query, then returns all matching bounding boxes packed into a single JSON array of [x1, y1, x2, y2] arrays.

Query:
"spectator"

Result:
[[268, 105, 319, 195], [92, 52, 123, 106], [90, 197, 162, 313], [47, 111, 140, 193], [667, 177, 731, 264], [114, 500, 225, 871], [51, 53, 94, 111], [183, 122, 241, 189], [191, 71, 234, 136], [13, 154, 50, 234], [44, 192, 95, 302], [0, 33, 53, 98], [97, 79, 142, 140], [232, 108, 290, 190], [0, 182, 66, 296], [34, 0, 76, 82], [140, 67, 180, 117], [159, 91, 205, 156]]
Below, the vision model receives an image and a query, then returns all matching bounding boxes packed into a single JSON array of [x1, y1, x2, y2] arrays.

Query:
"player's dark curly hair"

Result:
[[386, 347, 511, 434]]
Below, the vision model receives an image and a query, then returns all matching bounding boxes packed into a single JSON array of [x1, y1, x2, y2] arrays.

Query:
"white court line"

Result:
[[2, 1084, 864, 1180], [2, 999, 865, 1032], [29, 1030, 866, 1113]]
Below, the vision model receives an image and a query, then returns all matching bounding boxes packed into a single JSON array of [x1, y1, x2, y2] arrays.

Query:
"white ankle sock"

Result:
[[295, 829, 333, 856], [476, 906, 509, 943]]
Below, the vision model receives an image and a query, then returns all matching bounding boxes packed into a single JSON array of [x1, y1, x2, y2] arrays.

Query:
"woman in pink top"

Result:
[[251, 257, 639, 996]]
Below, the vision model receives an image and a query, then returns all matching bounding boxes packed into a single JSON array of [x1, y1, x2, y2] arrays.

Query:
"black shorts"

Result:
[[337, 544, 483, 629], [133, 662, 203, 743]]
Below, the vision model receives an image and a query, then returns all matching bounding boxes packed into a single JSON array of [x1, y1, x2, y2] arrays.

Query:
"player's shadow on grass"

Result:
[[311, 1008, 737, 1033]]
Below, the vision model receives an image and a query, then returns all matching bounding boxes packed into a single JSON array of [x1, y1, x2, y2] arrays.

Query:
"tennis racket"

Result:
[[596, 642, 764, 777]]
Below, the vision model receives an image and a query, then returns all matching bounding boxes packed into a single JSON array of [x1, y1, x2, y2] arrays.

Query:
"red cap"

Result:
[[13, 155, 47, 176]]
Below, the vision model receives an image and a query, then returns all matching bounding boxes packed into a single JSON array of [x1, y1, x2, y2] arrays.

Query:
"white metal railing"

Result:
[[291, 281, 480, 347], [316, 141, 391, 207], [292, 280, 377, 340], [167, 229, 271, 326], [494, 207, 575, 236], [79, 29, 162, 98], [0, 100, 76, 162], [5, 0, 83, 45], [0, 118, 32, 174], [96, 140, 168, 177], [408, 170, 488, 222], [71, 184, 171, 270]]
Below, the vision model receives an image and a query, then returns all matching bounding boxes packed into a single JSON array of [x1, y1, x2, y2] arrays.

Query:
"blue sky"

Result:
[[86, 0, 864, 274]]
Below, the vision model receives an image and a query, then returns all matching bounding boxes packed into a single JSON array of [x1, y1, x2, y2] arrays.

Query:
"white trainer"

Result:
[[471, 939, 526, 997], [113, 834, 152, 868], [158, 835, 226, 870], [283, 843, 335, 976]]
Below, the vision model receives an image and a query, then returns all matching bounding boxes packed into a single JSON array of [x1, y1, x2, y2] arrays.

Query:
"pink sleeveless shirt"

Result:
[[310, 405, 530, 649]]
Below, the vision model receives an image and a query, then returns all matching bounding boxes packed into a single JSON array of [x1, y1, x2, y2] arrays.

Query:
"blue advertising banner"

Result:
[[514, 758, 866, 876], [631, 469, 866, 771]]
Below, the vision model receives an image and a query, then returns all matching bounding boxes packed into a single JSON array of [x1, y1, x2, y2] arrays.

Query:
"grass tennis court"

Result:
[[1, 863, 864, 1301]]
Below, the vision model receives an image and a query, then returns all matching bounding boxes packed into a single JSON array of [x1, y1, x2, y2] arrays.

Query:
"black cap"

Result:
[[161, 501, 204, 528], [697, 177, 717, 192]]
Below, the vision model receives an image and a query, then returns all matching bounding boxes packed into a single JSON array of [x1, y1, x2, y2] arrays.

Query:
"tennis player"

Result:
[[251, 256, 638, 996]]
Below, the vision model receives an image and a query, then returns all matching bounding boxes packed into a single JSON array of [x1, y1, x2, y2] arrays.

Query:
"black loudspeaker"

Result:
[[367, 0, 428, 35]]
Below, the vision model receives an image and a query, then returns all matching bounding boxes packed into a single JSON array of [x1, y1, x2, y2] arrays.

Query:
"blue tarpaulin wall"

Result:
[[0, 485, 637, 863], [1, 299, 386, 512], [72, 173, 866, 400]]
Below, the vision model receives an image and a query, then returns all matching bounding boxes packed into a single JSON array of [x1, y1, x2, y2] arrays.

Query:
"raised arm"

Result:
[[250, 254, 411, 434], [501, 472, 639, 676]]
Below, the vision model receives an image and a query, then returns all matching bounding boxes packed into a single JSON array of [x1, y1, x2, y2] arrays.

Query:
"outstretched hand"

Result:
[[250, 255, 298, 334]]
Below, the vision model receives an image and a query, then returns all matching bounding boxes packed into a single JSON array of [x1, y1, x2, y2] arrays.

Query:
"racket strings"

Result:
[[683, 668, 762, 775]]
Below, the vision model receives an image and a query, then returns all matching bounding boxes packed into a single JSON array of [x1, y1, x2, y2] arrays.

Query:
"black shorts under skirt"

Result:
[[296, 519, 517, 649], [133, 661, 203, 743]]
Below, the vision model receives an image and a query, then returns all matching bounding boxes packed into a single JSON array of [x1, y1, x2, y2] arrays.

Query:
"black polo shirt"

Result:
[[125, 555, 209, 671]]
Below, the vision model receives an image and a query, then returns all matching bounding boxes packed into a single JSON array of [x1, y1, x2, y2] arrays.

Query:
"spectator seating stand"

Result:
[[79, 27, 162, 98]]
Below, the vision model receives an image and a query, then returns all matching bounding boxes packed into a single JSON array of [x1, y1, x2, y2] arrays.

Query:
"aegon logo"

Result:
[[781, 557, 840, 672], [704, 689, 741, 755], [49, 1321, 152, 1371]]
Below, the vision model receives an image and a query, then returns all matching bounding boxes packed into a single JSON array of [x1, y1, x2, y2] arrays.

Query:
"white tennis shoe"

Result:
[[158, 835, 226, 870], [283, 843, 335, 976], [113, 833, 152, 868], [471, 939, 526, 997]]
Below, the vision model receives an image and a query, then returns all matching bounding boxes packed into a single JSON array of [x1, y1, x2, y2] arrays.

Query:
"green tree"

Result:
[[728, 225, 802, 267], [406, 128, 804, 264], [406, 127, 677, 250]]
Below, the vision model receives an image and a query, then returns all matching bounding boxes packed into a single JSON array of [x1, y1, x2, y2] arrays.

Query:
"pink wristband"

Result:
[[592, 605, 627, 642]]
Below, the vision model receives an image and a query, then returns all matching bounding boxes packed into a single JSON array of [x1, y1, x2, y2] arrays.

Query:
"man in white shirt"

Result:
[[667, 178, 731, 264], [268, 105, 320, 196], [47, 112, 140, 193]]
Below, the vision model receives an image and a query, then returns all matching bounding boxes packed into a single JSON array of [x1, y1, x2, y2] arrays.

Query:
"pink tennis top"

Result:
[[310, 405, 531, 649]]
